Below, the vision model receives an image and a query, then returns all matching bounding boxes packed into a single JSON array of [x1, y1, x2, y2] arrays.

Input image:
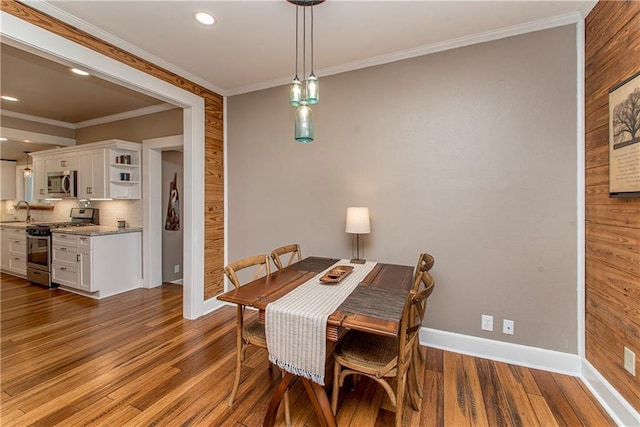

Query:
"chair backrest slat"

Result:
[[398, 278, 435, 362], [224, 254, 271, 289], [412, 253, 435, 292], [271, 244, 302, 270]]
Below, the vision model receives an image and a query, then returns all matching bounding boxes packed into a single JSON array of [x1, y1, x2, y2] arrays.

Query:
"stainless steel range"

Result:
[[26, 208, 99, 287]]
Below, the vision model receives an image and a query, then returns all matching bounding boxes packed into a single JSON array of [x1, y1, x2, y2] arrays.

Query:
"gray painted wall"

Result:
[[162, 150, 184, 283], [228, 25, 577, 353]]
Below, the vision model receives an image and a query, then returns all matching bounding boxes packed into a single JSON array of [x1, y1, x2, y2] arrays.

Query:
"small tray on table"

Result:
[[319, 265, 354, 283]]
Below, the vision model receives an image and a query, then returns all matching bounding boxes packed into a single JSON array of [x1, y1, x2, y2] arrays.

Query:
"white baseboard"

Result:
[[170, 278, 183, 285], [203, 297, 231, 315], [581, 359, 640, 427], [420, 327, 581, 375], [421, 327, 640, 426]]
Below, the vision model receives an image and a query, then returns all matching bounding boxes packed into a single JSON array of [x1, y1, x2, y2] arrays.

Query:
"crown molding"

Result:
[[1, 109, 75, 129], [0, 126, 76, 146], [2, 103, 177, 129], [227, 11, 583, 96], [74, 103, 177, 128]]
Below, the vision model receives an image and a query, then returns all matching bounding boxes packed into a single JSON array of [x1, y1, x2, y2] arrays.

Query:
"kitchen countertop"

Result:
[[0, 221, 30, 229], [51, 226, 143, 236]]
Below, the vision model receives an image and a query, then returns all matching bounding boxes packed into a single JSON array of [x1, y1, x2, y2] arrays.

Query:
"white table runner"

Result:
[[266, 260, 377, 385]]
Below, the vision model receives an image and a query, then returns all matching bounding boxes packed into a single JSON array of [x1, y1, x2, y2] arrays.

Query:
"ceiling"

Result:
[[0, 43, 166, 161], [31, 0, 596, 96], [1, 1, 595, 161]]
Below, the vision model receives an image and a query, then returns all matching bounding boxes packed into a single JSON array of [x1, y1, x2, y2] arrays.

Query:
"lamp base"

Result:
[[350, 258, 366, 264]]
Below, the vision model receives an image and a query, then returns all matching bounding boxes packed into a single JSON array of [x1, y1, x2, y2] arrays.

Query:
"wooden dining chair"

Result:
[[331, 282, 435, 427], [411, 252, 435, 399], [224, 254, 290, 425], [270, 243, 302, 270]]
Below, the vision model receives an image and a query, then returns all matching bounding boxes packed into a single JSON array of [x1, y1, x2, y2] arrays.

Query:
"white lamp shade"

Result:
[[345, 207, 370, 234]]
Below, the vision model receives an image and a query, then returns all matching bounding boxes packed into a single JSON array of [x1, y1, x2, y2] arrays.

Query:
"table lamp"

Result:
[[346, 207, 370, 264]]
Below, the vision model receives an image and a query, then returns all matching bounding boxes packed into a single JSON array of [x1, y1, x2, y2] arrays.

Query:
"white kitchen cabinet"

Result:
[[3, 228, 27, 277], [32, 157, 48, 198], [107, 147, 141, 199], [32, 140, 141, 201], [1, 160, 17, 200], [0, 228, 11, 270], [78, 149, 106, 199], [46, 153, 78, 172], [52, 231, 141, 297]]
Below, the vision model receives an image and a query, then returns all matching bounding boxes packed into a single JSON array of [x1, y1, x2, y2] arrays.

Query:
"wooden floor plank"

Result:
[[0, 273, 615, 426], [493, 362, 541, 427], [552, 372, 616, 426], [443, 351, 471, 426]]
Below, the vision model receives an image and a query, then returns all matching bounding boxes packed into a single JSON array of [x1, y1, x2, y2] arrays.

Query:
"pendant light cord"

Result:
[[294, 6, 299, 78], [302, 4, 306, 98], [310, 3, 314, 74]]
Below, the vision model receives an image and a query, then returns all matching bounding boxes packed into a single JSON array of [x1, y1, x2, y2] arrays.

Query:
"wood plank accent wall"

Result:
[[585, 0, 640, 411], [2, 0, 225, 299]]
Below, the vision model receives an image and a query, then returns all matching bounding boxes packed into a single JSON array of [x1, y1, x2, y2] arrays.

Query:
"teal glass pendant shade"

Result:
[[289, 76, 303, 107], [306, 73, 319, 104], [295, 102, 314, 143]]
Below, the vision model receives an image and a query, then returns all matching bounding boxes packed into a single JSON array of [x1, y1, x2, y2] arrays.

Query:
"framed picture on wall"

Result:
[[609, 71, 640, 197]]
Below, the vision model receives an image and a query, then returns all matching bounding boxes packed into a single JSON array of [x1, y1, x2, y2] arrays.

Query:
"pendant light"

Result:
[[23, 151, 32, 178], [287, 0, 324, 143]]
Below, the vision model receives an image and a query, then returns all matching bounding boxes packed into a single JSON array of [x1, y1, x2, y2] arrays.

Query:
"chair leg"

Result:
[[228, 343, 243, 406], [229, 309, 244, 407], [395, 370, 408, 427], [331, 360, 341, 415], [407, 363, 421, 412], [412, 342, 424, 399], [283, 389, 291, 426]]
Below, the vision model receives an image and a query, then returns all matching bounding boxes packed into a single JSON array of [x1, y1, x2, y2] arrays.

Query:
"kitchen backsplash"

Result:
[[2, 199, 142, 227]]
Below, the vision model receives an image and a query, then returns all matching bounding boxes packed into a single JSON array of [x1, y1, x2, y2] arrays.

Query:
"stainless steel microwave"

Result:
[[47, 170, 77, 198]]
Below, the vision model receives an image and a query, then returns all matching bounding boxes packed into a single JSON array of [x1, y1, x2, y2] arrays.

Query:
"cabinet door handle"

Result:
[[60, 267, 67, 271], [77, 254, 80, 262], [60, 247, 67, 251], [80, 237, 88, 241]]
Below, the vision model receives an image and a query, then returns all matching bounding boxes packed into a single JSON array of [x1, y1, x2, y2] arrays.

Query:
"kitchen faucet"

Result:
[[15, 200, 31, 223]]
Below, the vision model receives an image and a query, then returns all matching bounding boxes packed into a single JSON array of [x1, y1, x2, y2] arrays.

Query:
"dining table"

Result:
[[217, 256, 414, 427]]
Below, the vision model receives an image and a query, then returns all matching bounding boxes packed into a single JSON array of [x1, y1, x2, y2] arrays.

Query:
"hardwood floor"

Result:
[[1, 273, 614, 426]]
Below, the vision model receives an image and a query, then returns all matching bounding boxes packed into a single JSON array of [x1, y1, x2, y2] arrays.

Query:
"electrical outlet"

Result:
[[503, 319, 514, 335], [174, 264, 180, 274], [624, 347, 636, 376], [481, 315, 493, 331]]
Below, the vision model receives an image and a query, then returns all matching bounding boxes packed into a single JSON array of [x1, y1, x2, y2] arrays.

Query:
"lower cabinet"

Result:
[[1, 228, 27, 277], [52, 231, 141, 297]]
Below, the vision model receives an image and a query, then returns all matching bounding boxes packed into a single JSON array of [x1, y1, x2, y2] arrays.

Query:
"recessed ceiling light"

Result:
[[195, 11, 216, 26], [71, 68, 90, 76], [1, 95, 19, 102]]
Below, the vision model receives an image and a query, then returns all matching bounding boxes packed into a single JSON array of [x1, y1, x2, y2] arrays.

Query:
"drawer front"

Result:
[[78, 236, 91, 249], [9, 240, 26, 254], [9, 255, 26, 274], [52, 233, 79, 248], [8, 229, 26, 241], [52, 264, 78, 288], [52, 246, 79, 265]]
